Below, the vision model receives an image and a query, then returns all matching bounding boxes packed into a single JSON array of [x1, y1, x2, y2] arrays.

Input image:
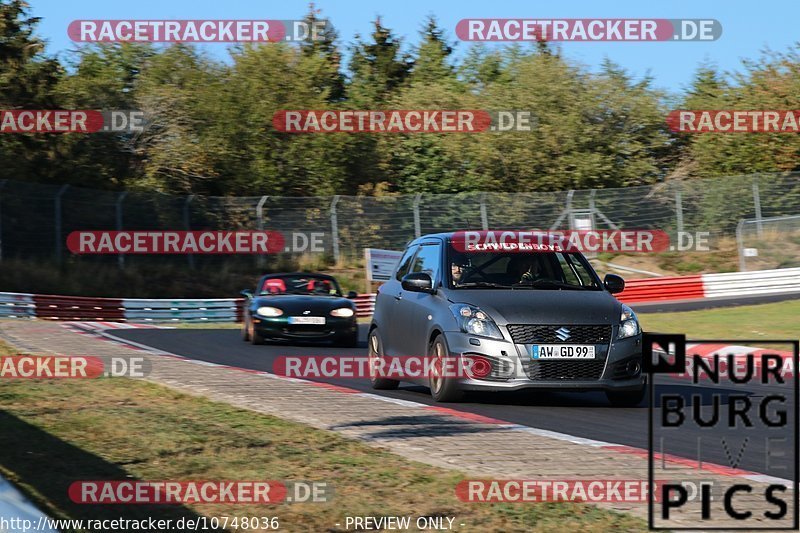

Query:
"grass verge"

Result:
[[0, 340, 645, 532], [640, 300, 799, 344]]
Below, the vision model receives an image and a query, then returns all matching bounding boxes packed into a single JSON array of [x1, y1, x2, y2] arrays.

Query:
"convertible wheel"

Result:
[[241, 316, 251, 341], [336, 331, 359, 348], [429, 334, 463, 402], [249, 321, 265, 345], [368, 330, 399, 390]]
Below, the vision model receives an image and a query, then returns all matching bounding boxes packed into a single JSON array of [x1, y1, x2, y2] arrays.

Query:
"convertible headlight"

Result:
[[256, 306, 283, 317], [330, 307, 355, 318], [449, 304, 504, 340], [618, 304, 640, 339]]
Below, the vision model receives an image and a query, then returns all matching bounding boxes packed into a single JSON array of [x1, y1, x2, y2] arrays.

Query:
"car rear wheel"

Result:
[[606, 384, 646, 407], [368, 330, 399, 390], [429, 334, 463, 403]]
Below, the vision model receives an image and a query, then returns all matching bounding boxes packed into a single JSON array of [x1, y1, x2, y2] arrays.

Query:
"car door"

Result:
[[376, 244, 418, 356], [394, 240, 444, 357]]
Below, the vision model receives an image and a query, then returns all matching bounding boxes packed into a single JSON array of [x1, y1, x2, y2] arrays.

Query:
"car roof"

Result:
[[407, 231, 567, 247]]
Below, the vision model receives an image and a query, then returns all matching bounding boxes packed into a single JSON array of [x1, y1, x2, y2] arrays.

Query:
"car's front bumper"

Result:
[[252, 315, 357, 341], [442, 328, 644, 392]]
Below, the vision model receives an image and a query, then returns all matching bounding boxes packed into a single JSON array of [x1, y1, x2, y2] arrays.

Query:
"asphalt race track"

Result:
[[111, 321, 797, 479]]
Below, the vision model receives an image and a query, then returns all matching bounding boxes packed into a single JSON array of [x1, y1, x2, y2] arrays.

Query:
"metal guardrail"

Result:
[[0, 292, 377, 322], [0, 269, 795, 322]]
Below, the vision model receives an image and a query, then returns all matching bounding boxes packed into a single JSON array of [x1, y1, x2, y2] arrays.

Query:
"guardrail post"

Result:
[[675, 188, 684, 235], [116, 191, 128, 270], [54, 184, 69, 265], [184, 195, 195, 269], [330, 195, 340, 264], [0, 179, 6, 262], [736, 219, 747, 272], [413, 193, 422, 238], [256, 195, 268, 269], [752, 179, 763, 237], [479, 193, 488, 230]]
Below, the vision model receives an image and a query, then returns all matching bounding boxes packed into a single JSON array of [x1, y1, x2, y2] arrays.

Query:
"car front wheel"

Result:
[[368, 330, 399, 390], [429, 334, 464, 403]]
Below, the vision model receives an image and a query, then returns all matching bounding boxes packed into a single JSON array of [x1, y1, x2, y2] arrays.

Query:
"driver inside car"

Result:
[[507, 256, 544, 284]]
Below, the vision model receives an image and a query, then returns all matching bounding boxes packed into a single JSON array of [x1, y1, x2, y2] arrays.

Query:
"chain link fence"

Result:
[[1, 172, 799, 271]]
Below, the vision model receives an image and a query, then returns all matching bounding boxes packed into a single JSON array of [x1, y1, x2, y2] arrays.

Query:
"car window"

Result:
[[448, 249, 600, 290], [410, 243, 441, 282], [394, 245, 419, 281]]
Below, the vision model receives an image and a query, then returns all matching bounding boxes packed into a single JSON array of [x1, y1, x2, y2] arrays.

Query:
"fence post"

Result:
[[0, 179, 6, 262], [54, 184, 70, 265], [675, 187, 684, 235], [116, 191, 128, 270], [480, 193, 488, 230], [736, 219, 747, 272], [184, 195, 195, 269], [752, 178, 763, 237], [330, 195, 340, 264], [566, 189, 575, 229], [413, 193, 422, 238], [256, 195, 268, 269]]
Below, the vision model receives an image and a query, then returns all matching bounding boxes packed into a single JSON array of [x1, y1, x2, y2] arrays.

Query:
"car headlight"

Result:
[[330, 307, 355, 318], [618, 304, 640, 339], [256, 306, 283, 317], [449, 304, 504, 340]]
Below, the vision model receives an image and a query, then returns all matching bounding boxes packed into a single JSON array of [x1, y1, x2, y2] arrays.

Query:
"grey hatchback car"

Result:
[[368, 232, 645, 405]]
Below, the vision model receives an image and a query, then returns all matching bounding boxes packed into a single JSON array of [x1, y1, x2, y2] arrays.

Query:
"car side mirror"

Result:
[[240, 289, 254, 298], [401, 272, 435, 294], [346, 290, 358, 299], [603, 274, 625, 294]]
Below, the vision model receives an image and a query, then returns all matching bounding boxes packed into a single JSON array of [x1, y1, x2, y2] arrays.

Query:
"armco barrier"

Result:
[[0, 269, 796, 322], [617, 275, 705, 303], [0, 292, 36, 318], [0, 292, 376, 322], [702, 268, 800, 298]]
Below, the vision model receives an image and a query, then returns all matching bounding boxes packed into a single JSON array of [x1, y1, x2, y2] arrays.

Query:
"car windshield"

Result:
[[448, 249, 601, 290], [258, 275, 342, 296]]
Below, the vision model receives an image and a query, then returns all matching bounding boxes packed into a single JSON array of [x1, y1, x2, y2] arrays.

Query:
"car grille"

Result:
[[506, 324, 612, 345], [521, 359, 607, 381]]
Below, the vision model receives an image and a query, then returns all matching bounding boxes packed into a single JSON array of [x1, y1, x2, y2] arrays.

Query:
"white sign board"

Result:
[[365, 248, 403, 282], [743, 248, 759, 257]]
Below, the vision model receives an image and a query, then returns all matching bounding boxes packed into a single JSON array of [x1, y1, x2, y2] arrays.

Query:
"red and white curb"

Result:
[[85, 326, 792, 487]]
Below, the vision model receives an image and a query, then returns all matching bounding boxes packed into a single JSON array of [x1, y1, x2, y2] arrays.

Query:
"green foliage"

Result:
[[1, 2, 799, 196]]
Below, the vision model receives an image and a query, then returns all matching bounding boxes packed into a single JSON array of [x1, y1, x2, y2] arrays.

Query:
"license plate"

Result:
[[530, 345, 595, 359], [288, 316, 325, 325]]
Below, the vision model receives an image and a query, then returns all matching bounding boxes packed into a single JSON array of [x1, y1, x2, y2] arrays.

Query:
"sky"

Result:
[[31, 0, 800, 96]]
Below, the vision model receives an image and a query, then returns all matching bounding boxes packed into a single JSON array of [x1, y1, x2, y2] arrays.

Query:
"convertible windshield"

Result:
[[448, 249, 601, 290], [259, 275, 342, 296]]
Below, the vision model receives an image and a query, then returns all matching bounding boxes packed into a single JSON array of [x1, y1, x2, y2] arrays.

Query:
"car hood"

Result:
[[251, 294, 354, 315], [445, 289, 621, 325]]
